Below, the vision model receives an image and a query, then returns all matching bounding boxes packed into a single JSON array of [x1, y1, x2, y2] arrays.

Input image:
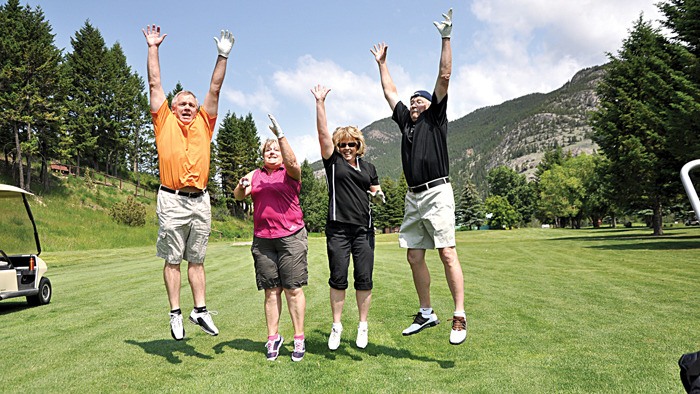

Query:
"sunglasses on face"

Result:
[[337, 142, 358, 148]]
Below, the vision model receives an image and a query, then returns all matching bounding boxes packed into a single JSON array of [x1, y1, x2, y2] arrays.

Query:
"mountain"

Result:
[[313, 65, 605, 195]]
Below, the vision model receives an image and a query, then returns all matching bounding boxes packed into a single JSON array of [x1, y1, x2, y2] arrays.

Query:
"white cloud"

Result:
[[264, 54, 428, 161], [288, 133, 323, 164], [222, 83, 278, 115], [271, 55, 395, 129], [447, 0, 663, 119]]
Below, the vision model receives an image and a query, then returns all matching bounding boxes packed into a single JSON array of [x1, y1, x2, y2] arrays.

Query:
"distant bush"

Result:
[[109, 195, 147, 226]]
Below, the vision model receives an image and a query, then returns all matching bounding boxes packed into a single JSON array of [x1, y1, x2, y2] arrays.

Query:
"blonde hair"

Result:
[[171, 90, 199, 109], [332, 126, 366, 157], [261, 138, 279, 157]]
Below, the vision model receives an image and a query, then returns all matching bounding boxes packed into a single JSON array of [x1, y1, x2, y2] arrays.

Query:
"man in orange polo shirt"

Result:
[[143, 24, 234, 340]]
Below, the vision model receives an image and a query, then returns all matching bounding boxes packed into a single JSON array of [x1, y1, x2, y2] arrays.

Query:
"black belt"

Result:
[[159, 185, 206, 198], [408, 177, 449, 193]]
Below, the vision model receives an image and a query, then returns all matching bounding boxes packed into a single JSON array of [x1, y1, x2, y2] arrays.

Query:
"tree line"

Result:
[[2, 0, 699, 236], [0, 0, 156, 192]]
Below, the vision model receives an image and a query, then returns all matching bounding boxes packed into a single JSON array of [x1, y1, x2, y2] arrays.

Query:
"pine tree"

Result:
[[64, 21, 108, 174], [592, 17, 694, 235], [456, 180, 484, 230], [658, 0, 700, 163], [299, 160, 328, 232], [216, 111, 261, 218], [0, 0, 64, 190]]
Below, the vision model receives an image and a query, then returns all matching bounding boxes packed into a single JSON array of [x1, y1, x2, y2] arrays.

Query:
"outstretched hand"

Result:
[[214, 30, 235, 58], [268, 114, 285, 139], [370, 43, 388, 64], [433, 8, 453, 38], [142, 24, 167, 47], [311, 85, 331, 101]]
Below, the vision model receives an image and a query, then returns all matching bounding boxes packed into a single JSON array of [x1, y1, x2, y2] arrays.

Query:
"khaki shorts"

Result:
[[251, 228, 308, 290], [156, 189, 211, 264], [399, 183, 456, 249]]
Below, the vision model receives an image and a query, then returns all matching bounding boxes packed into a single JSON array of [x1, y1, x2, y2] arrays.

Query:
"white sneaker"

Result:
[[189, 309, 219, 336], [169, 312, 184, 341], [449, 315, 468, 345], [356, 324, 368, 349], [328, 325, 343, 350], [402, 312, 439, 336]]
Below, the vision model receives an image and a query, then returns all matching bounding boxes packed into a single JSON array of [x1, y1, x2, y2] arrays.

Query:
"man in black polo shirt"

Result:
[[371, 8, 467, 345]]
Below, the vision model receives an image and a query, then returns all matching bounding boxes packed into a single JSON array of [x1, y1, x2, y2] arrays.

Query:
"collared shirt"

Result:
[[322, 151, 379, 227], [392, 94, 450, 187], [251, 165, 305, 239], [152, 101, 216, 190]]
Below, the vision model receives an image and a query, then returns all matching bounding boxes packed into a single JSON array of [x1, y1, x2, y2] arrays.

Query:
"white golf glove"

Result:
[[240, 177, 250, 188], [268, 114, 285, 139], [368, 190, 386, 205], [214, 30, 234, 58], [433, 8, 453, 38]]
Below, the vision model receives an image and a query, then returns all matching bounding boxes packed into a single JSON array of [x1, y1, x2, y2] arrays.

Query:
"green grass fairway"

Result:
[[2, 227, 699, 393]]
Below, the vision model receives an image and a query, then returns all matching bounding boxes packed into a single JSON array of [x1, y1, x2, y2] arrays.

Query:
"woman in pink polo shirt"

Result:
[[234, 114, 308, 363]]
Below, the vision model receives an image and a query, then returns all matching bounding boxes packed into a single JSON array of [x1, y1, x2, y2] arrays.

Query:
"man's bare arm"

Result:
[[142, 24, 167, 112], [371, 43, 399, 111]]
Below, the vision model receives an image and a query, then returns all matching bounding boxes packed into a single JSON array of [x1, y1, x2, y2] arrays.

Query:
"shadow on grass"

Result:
[[0, 300, 35, 315], [586, 241, 700, 250], [125, 339, 214, 364], [548, 228, 700, 250], [211, 330, 455, 368], [312, 329, 455, 368], [212, 337, 263, 355]]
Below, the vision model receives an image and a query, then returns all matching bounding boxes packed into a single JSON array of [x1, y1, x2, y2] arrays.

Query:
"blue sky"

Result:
[[19, 0, 662, 162]]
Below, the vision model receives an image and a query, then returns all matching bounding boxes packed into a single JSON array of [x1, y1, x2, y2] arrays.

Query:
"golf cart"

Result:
[[0, 184, 52, 305]]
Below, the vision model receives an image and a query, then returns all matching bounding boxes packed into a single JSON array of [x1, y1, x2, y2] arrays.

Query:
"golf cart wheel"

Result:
[[27, 277, 52, 306]]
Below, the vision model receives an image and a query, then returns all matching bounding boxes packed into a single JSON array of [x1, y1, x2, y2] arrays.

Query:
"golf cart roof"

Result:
[[0, 184, 34, 197], [0, 184, 41, 255]]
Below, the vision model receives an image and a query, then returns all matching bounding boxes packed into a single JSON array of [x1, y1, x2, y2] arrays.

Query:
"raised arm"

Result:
[[202, 30, 234, 117], [267, 114, 301, 181], [371, 43, 399, 111], [311, 85, 335, 160], [142, 24, 167, 113], [433, 9, 453, 103]]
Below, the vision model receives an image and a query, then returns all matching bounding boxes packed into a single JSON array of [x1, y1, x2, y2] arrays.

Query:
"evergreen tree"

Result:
[[104, 43, 149, 177], [372, 176, 402, 232], [0, 0, 64, 190], [455, 179, 484, 230], [592, 17, 693, 235], [299, 160, 327, 232], [658, 0, 700, 162], [64, 21, 108, 174], [216, 111, 261, 218], [388, 172, 408, 229]]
